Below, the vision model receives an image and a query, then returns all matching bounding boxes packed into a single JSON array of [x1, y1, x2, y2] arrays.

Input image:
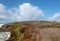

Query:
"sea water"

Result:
[[0, 32, 11, 41]]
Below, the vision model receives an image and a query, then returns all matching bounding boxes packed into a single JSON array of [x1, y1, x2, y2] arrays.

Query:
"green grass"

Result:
[[17, 33, 24, 41], [12, 24, 25, 41]]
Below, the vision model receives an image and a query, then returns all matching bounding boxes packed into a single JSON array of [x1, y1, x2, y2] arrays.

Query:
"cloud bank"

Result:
[[0, 3, 44, 23], [49, 12, 60, 21]]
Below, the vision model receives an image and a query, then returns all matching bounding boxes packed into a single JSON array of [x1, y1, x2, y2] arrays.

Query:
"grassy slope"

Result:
[[12, 24, 25, 41]]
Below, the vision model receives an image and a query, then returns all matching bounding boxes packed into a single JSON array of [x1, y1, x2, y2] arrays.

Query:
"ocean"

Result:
[[0, 32, 11, 41], [0, 24, 11, 41]]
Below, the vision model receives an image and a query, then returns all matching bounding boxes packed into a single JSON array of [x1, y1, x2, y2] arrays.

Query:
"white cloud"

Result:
[[0, 4, 10, 19], [0, 15, 6, 19], [0, 4, 6, 20], [0, 3, 44, 23], [17, 3, 44, 21], [49, 12, 60, 21], [0, 4, 16, 21], [0, 4, 6, 9]]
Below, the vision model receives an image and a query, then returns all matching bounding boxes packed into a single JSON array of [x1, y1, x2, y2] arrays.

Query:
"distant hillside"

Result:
[[2, 21, 60, 29], [0, 21, 60, 41]]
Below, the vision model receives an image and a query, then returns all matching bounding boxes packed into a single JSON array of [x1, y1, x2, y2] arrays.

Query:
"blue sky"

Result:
[[0, 0, 60, 24]]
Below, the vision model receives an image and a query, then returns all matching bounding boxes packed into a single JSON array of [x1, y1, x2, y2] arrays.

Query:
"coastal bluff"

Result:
[[0, 21, 60, 41]]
